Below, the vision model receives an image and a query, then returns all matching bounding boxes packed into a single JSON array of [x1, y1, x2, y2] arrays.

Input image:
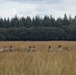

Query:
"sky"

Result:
[[0, 0, 76, 19]]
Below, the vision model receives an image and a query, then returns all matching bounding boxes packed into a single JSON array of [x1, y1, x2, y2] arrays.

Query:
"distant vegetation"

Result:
[[0, 14, 76, 41]]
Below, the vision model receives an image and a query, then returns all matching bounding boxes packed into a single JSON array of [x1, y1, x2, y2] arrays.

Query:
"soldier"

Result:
[[28, 46, 31, 52], [48, 46, 52, 52], [64, 47, 69, 51], [32, 46, 37, 52], [58, 45, 63, 51], [4, 46, 9, 52], [9, 46, 14, 51]]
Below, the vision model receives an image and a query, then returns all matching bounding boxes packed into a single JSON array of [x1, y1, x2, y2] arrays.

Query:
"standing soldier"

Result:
[[28, 46, 31, 52], [32, 46, 37, 52], [4, 46, 9, 52], [48, 46, 52, 52], [58, 45, 63, 51], [9, 46, 14, 51]]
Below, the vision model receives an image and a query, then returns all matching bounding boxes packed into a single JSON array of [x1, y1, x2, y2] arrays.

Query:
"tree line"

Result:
[[0, 14, 76, 41]]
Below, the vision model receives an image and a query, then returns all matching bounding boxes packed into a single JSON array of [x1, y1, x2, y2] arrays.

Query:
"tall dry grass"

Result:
[[0, 41, 76, 75]]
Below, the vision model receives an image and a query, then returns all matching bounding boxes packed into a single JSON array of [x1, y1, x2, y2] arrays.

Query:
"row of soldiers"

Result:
[[0, 45, 70, 52], [28, 46, 37, 52], [28, 45, 70, 52], [48, 45, 69, 52], [0, 46, 14, 52]]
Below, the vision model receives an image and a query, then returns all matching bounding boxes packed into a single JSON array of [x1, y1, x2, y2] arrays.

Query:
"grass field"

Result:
[[0, 41, 76, 75]]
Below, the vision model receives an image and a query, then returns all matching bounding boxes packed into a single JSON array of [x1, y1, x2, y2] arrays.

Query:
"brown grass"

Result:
[[0, 41, 76, 75]]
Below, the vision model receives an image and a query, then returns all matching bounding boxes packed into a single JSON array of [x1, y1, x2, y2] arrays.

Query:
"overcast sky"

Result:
[[0, 0, 76, 19]]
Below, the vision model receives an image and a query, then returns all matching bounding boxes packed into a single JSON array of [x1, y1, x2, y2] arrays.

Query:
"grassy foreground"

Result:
[[0, 41, 76, 75]]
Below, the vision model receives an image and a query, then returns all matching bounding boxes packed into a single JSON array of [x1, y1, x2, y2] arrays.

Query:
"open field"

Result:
[[0, 41, 76, 75]]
